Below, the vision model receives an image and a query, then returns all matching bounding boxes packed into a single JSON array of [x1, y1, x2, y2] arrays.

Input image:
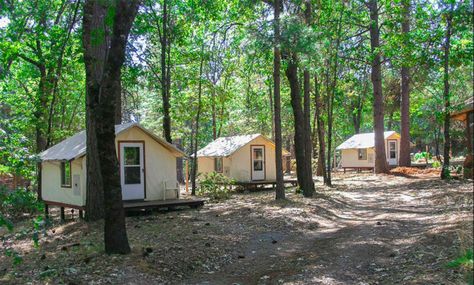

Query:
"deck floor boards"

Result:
[[123, 198, 205, 210]]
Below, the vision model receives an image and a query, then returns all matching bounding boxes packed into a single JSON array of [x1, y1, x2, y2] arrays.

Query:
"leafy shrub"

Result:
[[414, 151, 431, 161], [0, 185, 43, 218], [447, 249, 473, 285], [432, 160, 441, 168], [197, 172, 235, 201]]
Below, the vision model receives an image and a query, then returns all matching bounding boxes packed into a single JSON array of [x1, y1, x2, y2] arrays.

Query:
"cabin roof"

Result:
[[336, 131, 398, 150], [197, 134, 289, 157], [197, 134, 262, 157], [39, 122, 185, 161]]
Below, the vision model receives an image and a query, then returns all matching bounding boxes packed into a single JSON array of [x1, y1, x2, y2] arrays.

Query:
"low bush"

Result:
[[197, 172, 235, 201], [432, 160, 441, 168], [414, 151, 431, 161], [447, 249, 473, 284], [0, 185, 43, 219]]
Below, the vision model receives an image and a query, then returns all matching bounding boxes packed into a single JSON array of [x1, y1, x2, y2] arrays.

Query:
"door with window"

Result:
[[387, 140, 398, 166], [120, 142, 145, 200], [251, 146, 265, 181]]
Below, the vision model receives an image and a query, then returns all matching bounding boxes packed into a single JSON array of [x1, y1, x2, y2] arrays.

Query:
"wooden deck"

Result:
[[123, 198, 205, 211], [234, 179, 298, 191]]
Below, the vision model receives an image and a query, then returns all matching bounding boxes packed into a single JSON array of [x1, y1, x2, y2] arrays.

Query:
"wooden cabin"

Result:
[[197, 134, 290, 183], [336, 131, 401, 171], [38, 123, 189, 214]]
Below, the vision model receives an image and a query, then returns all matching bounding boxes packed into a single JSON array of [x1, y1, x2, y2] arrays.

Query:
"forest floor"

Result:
[[1, 172, 473, 284]]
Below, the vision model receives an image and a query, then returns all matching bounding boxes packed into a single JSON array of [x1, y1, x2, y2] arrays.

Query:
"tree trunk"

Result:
[[161, 0, 172, 143], [314, 75, 326, 181], [285, 54, 313, 194], [191, 42, 205, 195], [83, 0, 107, 221], [398, 0, 411, 167], [83, 0, 139, 254], [268, 79, 274, 141], [175, 138, 184, 184], [368, 0, 389, 174], [211, 88, 217, 140], [301, 0, 315, 197], [273, 0, 285, 200], [325, 5, 343, 186], [441, 7, 453, 179], [285, 137, 292, 174]]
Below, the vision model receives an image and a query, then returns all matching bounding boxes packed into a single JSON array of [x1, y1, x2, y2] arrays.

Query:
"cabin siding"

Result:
[[339, 133, 401, 168], [41, 126, 180, 207], [340, 148, 376, 168], [42, 157, 86, 207], [116, 127, 178, 200], [198, 136, 277, 182]]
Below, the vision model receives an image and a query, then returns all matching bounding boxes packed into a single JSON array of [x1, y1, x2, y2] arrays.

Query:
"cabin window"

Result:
[[61, 161, 72, 187], [214, 157, 223, 173], [358, 149, 367, 160]]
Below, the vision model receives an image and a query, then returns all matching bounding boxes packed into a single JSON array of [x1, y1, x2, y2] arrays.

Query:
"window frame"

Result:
[[60, 161, 72, 188], [358, 149, 368, 160], [214, 157, 223, 173]]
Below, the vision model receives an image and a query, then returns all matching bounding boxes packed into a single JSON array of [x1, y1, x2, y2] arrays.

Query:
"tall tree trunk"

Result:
[[211, 88, 217, 140], [161, 0, 172, 143], [398, 0, 411, 167], [441, 7, 453, 179], [325, 5, 343, 186], [273, 0, 285, 200], [83, 0, 139, 254], [314, 75, 326, 182], [285, 137, 292, 174], [302, 0, 315, 196], [368, 0, 389, 174], [285, 54, 312, 194], [83, 0, 107, 221], [175, 138, 184, 184], [268, 79, 274, 141], [191, 42, 205, 195]]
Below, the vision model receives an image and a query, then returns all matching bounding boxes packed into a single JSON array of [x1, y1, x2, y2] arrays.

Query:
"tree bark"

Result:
[[83, 0, 107, 221], [273, 0, 285, 200], [175, 138, 184, 184], [161, 0, 172, 143], [285, 54, 313, 194], [191, 42, 205, 195], [314, 75, 326, 182], [368, 0, 389, 174], [398, 0, 411, 167], [302, 0, 315, 196], [83, 0, 139, 254], [441, 6, 453, 179]]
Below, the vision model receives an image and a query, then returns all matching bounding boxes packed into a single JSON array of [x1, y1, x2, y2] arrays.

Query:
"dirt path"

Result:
[[185, 175, 472, 284], [1, 174, 472, 284]]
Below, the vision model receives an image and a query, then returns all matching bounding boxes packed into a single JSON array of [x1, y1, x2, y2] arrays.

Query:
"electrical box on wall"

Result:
[[73, 174, 81, 196]]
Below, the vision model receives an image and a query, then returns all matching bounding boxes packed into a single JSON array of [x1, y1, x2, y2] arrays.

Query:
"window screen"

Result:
[[61, 161, 72, 187], [358, 149, 367, 160]]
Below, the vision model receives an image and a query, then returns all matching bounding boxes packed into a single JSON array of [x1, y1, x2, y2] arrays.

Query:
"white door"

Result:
[[251, 146, 265, 181], [387, 140, 398, 166], [120, 142, 145, 200]]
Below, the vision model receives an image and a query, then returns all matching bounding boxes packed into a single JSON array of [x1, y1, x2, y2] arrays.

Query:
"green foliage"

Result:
[[197, 172, 235, 201], [0, 186, 44, 216], [447, 249, 473, 285], [432, 160, 441, 168], [414, 152, 431, 161]]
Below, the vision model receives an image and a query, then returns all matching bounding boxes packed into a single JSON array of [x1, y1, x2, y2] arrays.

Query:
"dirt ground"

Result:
[[1, 173, 473, 284]]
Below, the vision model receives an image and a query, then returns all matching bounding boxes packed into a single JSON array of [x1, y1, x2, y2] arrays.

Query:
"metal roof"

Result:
[[336, 131, 398, 150], [197, 134, 261, 157], [39, 122, 185, 161]]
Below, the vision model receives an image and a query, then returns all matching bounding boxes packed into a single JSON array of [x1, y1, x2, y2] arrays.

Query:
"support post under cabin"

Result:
[[60, 207, 65, 222], [44, 204, 49, 219]]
